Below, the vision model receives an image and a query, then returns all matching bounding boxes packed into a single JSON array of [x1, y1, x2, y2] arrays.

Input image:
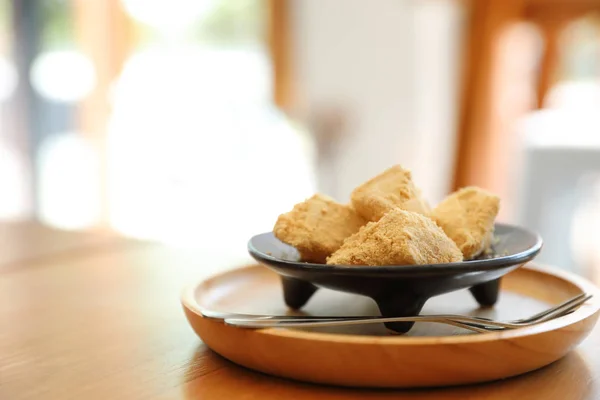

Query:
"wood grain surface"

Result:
[[0, 220, 139, 271], [1, 222, 600, 399]]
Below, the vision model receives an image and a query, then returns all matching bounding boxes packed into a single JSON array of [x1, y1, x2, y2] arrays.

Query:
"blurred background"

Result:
[[1, 0, 600, 280]]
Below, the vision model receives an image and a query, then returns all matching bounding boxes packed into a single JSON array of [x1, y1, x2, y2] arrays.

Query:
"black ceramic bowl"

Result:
[[248, 223, 542, 333]]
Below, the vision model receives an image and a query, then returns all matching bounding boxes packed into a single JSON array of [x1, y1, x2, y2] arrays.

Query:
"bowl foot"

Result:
[[374, 294, 427, 333], [469, 278, 501, 307], [281, 277, 318, 309]]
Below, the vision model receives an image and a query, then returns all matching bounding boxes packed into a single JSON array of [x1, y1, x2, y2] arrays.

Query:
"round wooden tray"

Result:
[[181, 263, 600, 388]]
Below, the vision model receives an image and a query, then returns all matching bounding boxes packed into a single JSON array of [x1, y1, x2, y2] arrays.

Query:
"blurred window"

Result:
[[0, 0, 316, 265]]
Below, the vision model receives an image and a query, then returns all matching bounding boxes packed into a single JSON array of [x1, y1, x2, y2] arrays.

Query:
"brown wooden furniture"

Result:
[[2, 221, 600, 399], [453, 0, 600, 199]]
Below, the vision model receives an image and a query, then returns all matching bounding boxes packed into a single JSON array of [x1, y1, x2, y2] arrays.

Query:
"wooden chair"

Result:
[[453, 0, 600, 194]]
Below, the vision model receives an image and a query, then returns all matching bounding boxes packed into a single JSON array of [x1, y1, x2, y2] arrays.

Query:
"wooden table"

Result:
[[2, 222, 599, 399]]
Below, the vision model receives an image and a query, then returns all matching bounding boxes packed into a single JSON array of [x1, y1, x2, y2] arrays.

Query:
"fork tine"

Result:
[[459, 293, 588, 325], [533, 294, 592, 323], [517, 293, 586, 323], [469, 293, 591, 327]]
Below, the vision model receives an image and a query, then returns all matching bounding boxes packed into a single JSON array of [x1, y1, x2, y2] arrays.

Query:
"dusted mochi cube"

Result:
[[351, 165, 430, 222], [326, 208, 463, 266], [432, 186, 500, 259], [273, 194, 366, 263]]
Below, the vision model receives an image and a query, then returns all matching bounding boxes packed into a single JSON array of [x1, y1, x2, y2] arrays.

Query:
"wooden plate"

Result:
[[181, 263, 600, 388]]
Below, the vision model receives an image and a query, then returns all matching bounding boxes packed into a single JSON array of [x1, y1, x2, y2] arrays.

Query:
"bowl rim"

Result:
[[247, 223, 543, 275]]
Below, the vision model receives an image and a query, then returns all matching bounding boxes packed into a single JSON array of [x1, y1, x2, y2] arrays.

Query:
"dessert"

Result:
[[350, 165, 430, 222], [326, 208, 463, 266], [431, 186, 500, 259], [273, 194, 366, 263], [272, 165, 500, 265]]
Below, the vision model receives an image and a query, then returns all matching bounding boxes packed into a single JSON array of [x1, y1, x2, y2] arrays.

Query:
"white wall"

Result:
[[291, 0, 465, 205]]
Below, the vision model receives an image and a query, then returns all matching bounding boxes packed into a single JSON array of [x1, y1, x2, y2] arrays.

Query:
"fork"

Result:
[[213, 293, 591, 333]]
